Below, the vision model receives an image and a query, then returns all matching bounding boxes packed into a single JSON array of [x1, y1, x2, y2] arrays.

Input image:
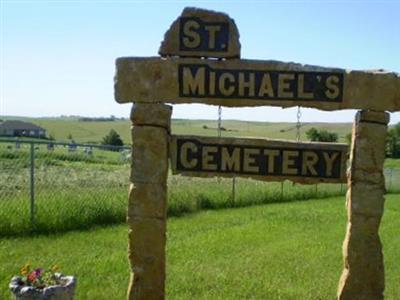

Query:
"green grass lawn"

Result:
[[385, 158, 400, 169], [1, 195, 399, 300]]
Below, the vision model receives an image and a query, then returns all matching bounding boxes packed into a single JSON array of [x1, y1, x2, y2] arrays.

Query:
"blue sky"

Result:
[[1, 1, 400, 123]]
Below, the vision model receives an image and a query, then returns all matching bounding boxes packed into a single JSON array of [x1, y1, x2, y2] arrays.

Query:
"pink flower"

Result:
[[28, 271, 36, 282]]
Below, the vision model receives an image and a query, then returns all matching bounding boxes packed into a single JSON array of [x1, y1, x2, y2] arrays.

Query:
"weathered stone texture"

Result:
[[127, 103, 171, 300], [356, 109, 390, 124], [128, 183, 167, 219], [128, 218, 166, 300], [131, 103, 172, 129], [131, 126, 169, 184], [338, 110, 389, 300], [159, 7, 241, 58], [114, 57, 400, 111]]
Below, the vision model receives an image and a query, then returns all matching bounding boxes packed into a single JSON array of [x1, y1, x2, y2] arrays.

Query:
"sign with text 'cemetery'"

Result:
[[115, 57, 400, 111], [170, 135, 348, 184]]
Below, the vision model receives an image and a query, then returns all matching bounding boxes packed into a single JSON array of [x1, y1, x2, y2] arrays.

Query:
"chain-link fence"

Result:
[[1, 138, 399, 236], [0, 139, 131, 236]]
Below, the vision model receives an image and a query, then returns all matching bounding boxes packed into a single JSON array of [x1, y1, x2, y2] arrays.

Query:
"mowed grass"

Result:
[[385, 158, 400, 169], [1, 195, 399, 300]]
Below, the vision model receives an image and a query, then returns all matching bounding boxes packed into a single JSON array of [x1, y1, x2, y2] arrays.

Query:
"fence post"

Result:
[[231, 177, 236, 207], [280, 181, 284, 200], [30, 142, 35, 226]]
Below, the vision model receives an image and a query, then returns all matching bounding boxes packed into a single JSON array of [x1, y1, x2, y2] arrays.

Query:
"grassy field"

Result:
[[384, 158, 400, 169], [0, 195, 399, 300], [0, 170, 347, 236], [2, 139, 400, 236], [1, 118, 398, 298], [1, 116, 353, 144]]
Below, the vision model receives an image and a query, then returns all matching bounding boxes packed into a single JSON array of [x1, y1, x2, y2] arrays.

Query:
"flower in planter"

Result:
[[10, 263, 76, 300], [17, 263, 64, 289]]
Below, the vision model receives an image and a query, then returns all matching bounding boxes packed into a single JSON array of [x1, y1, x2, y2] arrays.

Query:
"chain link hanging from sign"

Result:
[[217, 105, 236, 206], [293, 106, 302, 187], [296, 106, 302, 142], [218, 105, 222, 138], [217, 106, 222, 184]]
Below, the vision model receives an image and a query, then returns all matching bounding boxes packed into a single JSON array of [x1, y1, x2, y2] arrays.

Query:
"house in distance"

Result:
[[0, 120, 47, 138]]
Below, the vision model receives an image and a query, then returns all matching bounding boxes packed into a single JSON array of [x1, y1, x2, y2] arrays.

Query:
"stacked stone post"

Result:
[[338, 110, 389, 300], [127, 103, 172, 300]]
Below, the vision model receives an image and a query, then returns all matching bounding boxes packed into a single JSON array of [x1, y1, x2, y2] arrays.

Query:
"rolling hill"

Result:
[[0, 116, 352, 144]]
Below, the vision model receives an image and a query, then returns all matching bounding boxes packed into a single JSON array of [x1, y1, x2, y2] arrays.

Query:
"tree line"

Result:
[[306, 124, 400, 158], [387, 123, 400, 158]]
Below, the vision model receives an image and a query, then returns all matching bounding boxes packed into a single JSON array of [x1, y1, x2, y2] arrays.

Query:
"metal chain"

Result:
[[296, 106, 302, 142], [217, 105, 236, 202], [293, 106, 302, 187], [218, 105, 222, 138], [217, 106, 222, 184]]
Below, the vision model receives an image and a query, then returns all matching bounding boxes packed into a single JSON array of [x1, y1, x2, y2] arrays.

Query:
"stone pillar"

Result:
[[338, 110, 389, 300], [127, 103, 172, 300]]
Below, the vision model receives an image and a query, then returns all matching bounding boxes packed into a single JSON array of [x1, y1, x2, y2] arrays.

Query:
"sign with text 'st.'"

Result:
[[159, 7, 241, 58], [170, 135, 348, 184], [179, 17, 229, 52]]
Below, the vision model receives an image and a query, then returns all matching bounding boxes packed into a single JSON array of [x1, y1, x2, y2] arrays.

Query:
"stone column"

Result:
[[127, 103, 172, 300], [338, 110, 389, 300]]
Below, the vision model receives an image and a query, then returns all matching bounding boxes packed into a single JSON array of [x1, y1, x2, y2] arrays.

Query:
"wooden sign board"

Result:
[[115, 57, 400, 111], [170, 135, 348, 184]]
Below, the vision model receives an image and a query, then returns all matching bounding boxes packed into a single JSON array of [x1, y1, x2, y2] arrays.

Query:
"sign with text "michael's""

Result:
[[115, 57, 400, 111], [179, 64, 343, 102]]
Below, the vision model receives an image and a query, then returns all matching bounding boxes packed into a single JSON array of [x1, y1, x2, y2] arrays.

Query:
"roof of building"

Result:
[[0, 120, 46, 131]]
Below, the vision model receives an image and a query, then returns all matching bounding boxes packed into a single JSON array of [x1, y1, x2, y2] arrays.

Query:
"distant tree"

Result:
[[305, 127, 319, 141], [387, 125, 400, 158], [345, 133, 352, 145], [306, 127, 338, 143], [101, 129, 124, 147], [67, 133, 73, 140], [319, 130, 338, 142]]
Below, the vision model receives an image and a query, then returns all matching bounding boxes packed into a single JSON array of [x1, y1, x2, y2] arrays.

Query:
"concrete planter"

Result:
[[9, 274, 76, 300]]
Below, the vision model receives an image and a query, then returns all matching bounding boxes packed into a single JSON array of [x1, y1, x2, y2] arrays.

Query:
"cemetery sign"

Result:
[[115, 7, 400, 300], [170, 135, 348, 184], [115, 57, 400, 111]]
